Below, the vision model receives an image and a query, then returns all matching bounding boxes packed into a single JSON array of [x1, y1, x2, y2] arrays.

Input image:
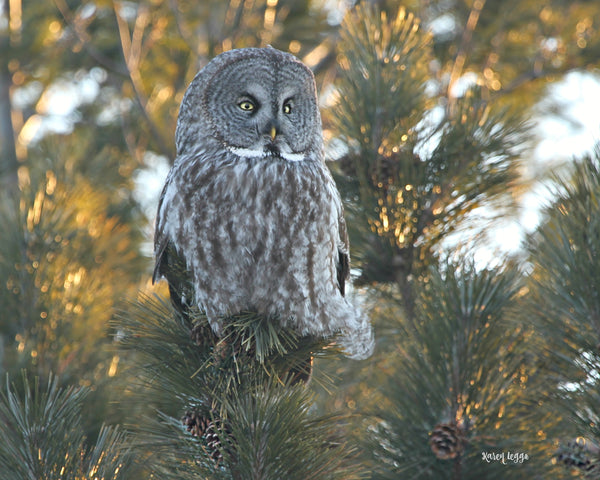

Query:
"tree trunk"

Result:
[[0, 0, 19, 193]]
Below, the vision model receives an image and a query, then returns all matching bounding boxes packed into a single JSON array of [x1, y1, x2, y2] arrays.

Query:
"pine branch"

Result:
[[528, 147, 600, 364], [331, 4, 529, 301], [0, 372, 136, 480], [364, 257, 551, 478], [115, 293, 333, 405], [223, 381, 364, 480]]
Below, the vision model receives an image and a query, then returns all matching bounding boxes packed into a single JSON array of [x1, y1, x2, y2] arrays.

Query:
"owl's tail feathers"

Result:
[[338, 313, 374, 360]]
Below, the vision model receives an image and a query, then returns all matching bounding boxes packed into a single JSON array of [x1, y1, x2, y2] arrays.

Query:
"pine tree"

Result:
[[0, 139, 148, 450], [329, 4, 526, 316], [527, 147, 600, 478], [317, 3, 561, 478], [363, 260, 563, 479], [3, 1, 600, 478]]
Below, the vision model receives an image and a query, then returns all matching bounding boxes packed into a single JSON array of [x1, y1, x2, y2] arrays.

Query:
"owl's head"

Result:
[[176, 47, 322, 162]]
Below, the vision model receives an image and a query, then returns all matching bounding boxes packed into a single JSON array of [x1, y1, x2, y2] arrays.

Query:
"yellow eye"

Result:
[[239, 100, 255, 111], [283, 103, 292, 114]]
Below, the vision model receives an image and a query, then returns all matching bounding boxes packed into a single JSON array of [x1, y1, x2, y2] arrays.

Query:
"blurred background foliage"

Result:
[[1, 0, 600, 478]]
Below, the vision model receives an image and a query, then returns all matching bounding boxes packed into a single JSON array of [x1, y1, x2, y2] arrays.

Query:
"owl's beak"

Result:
[[264, 119, 279, 142]]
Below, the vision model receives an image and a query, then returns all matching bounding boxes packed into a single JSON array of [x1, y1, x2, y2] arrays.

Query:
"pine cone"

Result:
[[181, 409, 234, 464], [429, 422, 465, 460], [182, 409, 211, 438], [204, 419, 225, 463], [555, 438, 599, 474]]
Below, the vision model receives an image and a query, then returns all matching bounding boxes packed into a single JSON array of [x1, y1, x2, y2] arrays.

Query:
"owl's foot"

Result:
[[190, 319, 219, 349]]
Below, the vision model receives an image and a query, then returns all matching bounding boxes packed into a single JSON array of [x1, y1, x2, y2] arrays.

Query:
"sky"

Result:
[[491, 71, 600, 254]]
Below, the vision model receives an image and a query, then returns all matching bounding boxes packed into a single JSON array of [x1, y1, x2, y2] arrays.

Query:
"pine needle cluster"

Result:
[[0, 373, 136, 479]]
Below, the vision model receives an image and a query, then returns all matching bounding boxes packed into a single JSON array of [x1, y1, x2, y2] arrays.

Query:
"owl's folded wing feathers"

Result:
[[152, 187, 195, 315], [152, 183, 170, 285], [336, 213, 350, 297]]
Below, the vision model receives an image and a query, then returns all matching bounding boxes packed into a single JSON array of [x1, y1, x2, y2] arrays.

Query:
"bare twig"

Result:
[[447, 0, 486, 104], [112, 1, 174, 159], [53, 0, 129, 77], [168, 0, 201, 60]]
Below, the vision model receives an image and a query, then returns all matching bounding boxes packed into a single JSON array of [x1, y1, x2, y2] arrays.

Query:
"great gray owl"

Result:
[[153, 47, 373, 360]]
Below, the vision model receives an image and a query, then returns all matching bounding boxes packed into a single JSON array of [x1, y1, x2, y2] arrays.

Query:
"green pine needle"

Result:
[[0, 372, 135, 480]]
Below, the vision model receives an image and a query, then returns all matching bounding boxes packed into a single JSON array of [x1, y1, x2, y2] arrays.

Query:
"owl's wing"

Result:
[[153, 182, 196, 314], [336, 213, 350, 297], [152, 182, 170, 285]]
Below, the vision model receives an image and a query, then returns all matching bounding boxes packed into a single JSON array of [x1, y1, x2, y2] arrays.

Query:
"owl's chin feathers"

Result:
[[227, 145, 306, 162]]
